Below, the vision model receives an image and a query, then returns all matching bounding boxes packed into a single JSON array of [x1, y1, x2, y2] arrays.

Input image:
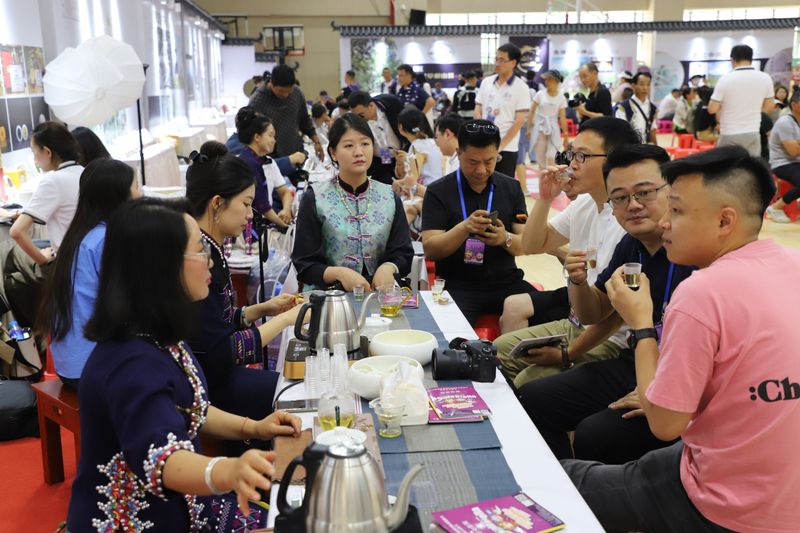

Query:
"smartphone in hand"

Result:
[[489, 210, 499, 226]]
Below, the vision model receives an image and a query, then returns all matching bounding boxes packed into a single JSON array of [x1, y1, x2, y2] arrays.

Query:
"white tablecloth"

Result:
[[266, 291, 603, 532], [120, 143, 181, 188], [190, 117, 227, 143]]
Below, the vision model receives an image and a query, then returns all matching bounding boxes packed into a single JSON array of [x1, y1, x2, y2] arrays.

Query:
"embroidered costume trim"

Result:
[[143, 432, 195, 500], [92, 452, 154, 532]]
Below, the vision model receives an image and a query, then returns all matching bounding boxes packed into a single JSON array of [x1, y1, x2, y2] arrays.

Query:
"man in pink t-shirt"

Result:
[[563, 145, 800, 532]]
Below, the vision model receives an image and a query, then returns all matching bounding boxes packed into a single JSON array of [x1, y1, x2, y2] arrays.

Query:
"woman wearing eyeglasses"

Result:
[[184, 150, 304, 436], [292, 113, 413, 292], [67, 198, 302, 531]]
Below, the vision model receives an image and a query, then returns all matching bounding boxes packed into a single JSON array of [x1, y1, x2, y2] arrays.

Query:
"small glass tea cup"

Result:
[[377, 285, 412, 318], [369, 398, 405, 438], [623, 262, 642, 290], [353, 285, 365, 302]]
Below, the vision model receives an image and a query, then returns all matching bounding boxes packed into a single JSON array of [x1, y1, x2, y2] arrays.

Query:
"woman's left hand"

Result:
[[261, 294, 297, 316], [253, 411, 302, 440], [277, 208, 292, 224]]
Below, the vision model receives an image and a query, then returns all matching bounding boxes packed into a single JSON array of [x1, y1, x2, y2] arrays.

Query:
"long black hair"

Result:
[[41, 159, 136, 340], [71, 127, 111, 166], [31, 121, 80, 164], [84, 197, 195, 346], [398, 107, 434, 139], [185, 153, 255, 218]]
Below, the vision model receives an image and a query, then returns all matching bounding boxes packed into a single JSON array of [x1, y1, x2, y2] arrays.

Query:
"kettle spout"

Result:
[[386, 463, 424, 531], [356, 292, 377, 331]]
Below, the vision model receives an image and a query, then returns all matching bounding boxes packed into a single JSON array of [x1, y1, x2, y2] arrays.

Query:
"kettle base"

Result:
[[276, 505, 423, 533]]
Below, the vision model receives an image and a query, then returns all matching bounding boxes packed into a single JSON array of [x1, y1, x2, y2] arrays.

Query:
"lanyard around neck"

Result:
[[457, 168, 494, 221], [638, 250, 675, 316]]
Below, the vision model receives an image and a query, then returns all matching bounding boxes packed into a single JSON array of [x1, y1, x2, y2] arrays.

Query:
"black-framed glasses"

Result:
[[464, 122, 500, 135], [608, 184, 668, 209], [184, 240, 212, 265], [555, 150, 608, 164]]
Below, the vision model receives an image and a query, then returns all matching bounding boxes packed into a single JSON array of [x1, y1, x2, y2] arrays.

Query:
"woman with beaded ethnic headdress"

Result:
[[66, 197, 302, 531], [184, 144, 305, 449], [291, 112, 414, 292]]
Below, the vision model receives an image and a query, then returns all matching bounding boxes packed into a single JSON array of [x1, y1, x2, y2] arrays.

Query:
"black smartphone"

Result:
[[275, 398, 319, 413], [489, 210, 499, 226]]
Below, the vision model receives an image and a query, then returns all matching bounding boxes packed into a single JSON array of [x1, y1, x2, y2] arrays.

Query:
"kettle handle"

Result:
[[276, 455, 305, 517], [293, 301, 315, 342]]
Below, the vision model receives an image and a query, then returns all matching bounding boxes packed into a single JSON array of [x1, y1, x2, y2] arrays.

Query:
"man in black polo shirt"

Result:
[[576, 61, 613, 125], [349, 91, 407, 185], [519, 144, 696, 465], [421, 119, 529, 325]]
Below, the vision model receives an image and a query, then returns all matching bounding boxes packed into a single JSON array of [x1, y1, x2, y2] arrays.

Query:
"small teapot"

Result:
[[276, 441, 423, 533]]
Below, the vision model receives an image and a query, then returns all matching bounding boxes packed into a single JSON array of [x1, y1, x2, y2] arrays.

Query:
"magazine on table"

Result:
[[432, 492, 565, 533], [427, 384, 491, 419]]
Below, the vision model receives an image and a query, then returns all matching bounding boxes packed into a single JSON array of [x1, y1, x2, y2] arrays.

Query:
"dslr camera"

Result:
[[554, 151, 570, 166], [432, 339, 498, 383], [567, 92, 587, 108]]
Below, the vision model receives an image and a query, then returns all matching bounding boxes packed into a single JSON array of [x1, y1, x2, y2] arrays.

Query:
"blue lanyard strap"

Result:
[[457, 168, 494, 221], [638, 250, 675, 317]]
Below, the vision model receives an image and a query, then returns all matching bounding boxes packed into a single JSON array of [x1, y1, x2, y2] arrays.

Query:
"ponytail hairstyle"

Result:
[[185, 151, 255, 219], [31, 121, 80, 164], [398, 107, 434, 139], [235, 106, 272, 145], [42, 159, 136, 340]]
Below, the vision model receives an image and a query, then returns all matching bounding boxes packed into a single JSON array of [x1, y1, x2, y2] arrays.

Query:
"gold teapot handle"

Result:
[[399, 287, 412, 305]]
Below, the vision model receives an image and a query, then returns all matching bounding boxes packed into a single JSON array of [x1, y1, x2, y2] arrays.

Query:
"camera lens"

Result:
[[432, 348, 472, 380]]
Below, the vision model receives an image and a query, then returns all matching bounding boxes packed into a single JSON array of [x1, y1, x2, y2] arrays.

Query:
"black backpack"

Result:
[[0, 378, 38, 441], [454, 86, 478, 117]]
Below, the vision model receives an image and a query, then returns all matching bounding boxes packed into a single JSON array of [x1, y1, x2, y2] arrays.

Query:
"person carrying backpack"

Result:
[[614, 72, 657, 144], [452, 71, 479, 119]]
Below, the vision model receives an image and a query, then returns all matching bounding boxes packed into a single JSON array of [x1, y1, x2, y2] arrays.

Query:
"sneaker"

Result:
[[766, 205, 791, 223]]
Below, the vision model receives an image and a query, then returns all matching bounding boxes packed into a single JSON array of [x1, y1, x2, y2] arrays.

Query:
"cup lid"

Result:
[[316, 427, 367, 447], [327, 440, 367, 458]]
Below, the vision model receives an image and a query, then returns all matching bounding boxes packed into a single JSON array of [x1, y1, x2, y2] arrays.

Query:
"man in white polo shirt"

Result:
[[475, 42, 531, 178], [708, 44, 774, 156]]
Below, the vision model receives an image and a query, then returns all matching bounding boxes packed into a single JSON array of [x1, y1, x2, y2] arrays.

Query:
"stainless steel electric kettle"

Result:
[[294, 290, 376, 353]]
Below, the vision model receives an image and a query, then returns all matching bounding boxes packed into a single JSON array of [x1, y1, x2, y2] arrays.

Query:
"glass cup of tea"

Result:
[[318, 390, 355, 431], [369, 398, 405, 438], [623, 262, 643, 290], [432, 278, 445, 303], [585, 247, 597, 270], [377, 285, 412, 317], [353, 285, 365, 302]]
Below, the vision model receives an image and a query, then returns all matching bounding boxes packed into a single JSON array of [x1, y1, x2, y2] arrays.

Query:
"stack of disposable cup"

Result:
[[318, 347, 331, 395], [331, 343, 349, 394], [304, 355, 319, 399]]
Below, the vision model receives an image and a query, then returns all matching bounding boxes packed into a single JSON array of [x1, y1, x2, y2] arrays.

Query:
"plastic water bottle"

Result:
[[8, 320, 24, 341]]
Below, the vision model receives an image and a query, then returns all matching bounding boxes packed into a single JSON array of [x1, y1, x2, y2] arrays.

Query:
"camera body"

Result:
[[554, 151, 570, 166], [432, 339, 497, 383], [567, 92, 587, 108]]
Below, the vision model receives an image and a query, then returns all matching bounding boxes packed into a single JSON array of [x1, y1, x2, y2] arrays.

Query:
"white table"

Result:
[[267, 292, 603, 532], [190, 117, 227, 143], [120, 142, 182, 188]]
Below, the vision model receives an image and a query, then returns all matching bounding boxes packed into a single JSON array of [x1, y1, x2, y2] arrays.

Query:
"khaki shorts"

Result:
[[496, 318, 622, 389]]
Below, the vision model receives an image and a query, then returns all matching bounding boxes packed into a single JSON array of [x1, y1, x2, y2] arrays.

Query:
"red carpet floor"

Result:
[[0, 427, 75, 533]]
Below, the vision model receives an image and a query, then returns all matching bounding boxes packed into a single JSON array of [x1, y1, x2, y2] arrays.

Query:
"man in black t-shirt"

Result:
[[421, 119, 530, 325], [577, 62, 613, 125]]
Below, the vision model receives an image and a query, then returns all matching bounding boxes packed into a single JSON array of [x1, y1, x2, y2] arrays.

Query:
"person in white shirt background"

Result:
[[671, 87, 696, 134], [527, 69, 569, 170], [379, 67, 397, 94], [10, 122, 84, 266], [708, 44, 774, 156], [393, 107, 444, 226], [657, 88, 681, 121], [611, 71, 633, 103], [475, 42, 532, 179], [615, 72, 658, 144]]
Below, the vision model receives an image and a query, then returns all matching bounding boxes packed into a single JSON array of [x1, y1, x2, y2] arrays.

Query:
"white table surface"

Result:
[[190, 117, 227, 143], [120, 142, 181, 188], [266, 291, 603, 532]]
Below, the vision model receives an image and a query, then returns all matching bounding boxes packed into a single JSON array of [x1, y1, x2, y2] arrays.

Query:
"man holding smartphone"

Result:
[[421, 119, 530, 325]]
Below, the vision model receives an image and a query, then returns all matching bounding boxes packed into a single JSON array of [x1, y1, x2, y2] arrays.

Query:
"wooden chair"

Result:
[[31, 380, 80, 484]]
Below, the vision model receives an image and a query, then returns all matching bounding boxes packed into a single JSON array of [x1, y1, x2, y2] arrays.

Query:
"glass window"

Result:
[[439, 13, 468, 25], [481, 33, 499, 73], [425, 13, 440, 25], [468, 13, 495, 25]]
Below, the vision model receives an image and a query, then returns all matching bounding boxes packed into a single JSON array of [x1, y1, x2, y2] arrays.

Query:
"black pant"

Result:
[[519, 354, 677, 464], [495, 151, 518, 179], [448, 277, 532, 326], [774, 163, 800, 204], [562, 442, 736, 533]]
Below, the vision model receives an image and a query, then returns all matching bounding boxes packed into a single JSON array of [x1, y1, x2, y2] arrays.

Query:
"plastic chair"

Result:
[[474, 314, 501, 342], [677, 134, 695, 149], [566, 119, 578, 138], [693, 141, 715, 151], [673, 148, 700, 159], [657, 120, 673, 134], [773, 175, 800, 222]]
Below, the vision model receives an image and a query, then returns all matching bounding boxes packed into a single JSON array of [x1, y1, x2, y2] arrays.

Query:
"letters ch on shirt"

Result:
[[749, 377, 800, 403]]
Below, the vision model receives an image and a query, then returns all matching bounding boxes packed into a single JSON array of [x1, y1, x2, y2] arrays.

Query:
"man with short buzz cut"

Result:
[[248, 64, 325, 161], [708, 44, 774, 156], [396, 64, 435, 114], [379, 67, 397, 95], [563, 145, 800, 533], [421, 119, 530, 325], [474, 43, 531, 178], [615, 72, 657, 144]]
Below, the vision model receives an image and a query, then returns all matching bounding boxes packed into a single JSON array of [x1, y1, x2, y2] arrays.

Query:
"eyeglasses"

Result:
[[494, 57, 511, 64], [184, 240, 212, 265], [556, 150, 608, 164], [608, 184, 667, 209], [464, 122, 499, 135]]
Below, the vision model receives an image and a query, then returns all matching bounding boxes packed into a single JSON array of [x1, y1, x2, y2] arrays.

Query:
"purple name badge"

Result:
[[464, 238, 486, 265], [379, 147, 392, 164]]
